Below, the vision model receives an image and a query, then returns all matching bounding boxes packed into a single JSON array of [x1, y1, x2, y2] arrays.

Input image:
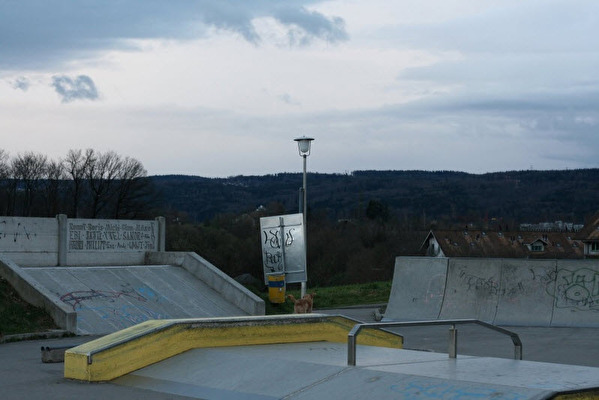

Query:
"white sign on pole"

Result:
[[260, 213, 306, 284]]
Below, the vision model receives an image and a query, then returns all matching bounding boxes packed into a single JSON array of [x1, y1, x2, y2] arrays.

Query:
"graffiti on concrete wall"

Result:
[[507, 264, 599, 312], [458, 268, 499, 296], [550, 268, 599, 311], [77, 305, 168, 330], [456, 263, 599, 312], [60, 288, 145, 311], [0, 220, 36, 243], [423, 273, 446, 303], [0, 219, 46, 251], [60, 284, 169, 328]]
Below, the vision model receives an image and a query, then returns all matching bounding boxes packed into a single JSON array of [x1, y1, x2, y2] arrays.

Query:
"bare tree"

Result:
[[0, 149, 8, 178], [87, 150, 122, 218], [11, 152, 48, 216], [42, 159, 65, 216], [0, 149, 13, 215], [64, 149, 94, 218], [113, 156, 148, 218]]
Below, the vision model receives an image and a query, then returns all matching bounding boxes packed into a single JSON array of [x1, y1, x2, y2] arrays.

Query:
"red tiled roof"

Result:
[[424, 230, 583, 259], [576, 212, 599, 241]]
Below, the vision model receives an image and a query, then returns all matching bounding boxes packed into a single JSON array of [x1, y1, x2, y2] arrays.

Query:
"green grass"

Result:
[[0, 277, 58, 336], [253, 281, 392, 315]]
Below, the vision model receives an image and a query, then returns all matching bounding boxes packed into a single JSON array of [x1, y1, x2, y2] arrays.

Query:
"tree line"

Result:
[[0, 149, 154, 219], [166, 200, 426, 287]]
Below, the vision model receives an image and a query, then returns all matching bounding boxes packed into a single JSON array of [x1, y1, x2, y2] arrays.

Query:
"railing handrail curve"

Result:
[[348, 319, 522, 366]]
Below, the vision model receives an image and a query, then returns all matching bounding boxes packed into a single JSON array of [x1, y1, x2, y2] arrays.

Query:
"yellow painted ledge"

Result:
[[64, 314, 403, 382]]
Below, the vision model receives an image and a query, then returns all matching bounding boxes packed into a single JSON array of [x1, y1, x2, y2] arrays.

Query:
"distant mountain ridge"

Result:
[[150, 169, 599, 225]]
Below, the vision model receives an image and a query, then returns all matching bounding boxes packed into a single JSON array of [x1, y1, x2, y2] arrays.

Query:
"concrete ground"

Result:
[[0, 335, 196, 400], [1, 306, 598, 399], [318, 306, 599, 368]]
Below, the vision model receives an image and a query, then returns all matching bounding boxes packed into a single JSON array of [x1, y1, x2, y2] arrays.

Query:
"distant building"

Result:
[[421, 229, 583, 259], [519, 221, 583, 232], [576, 213, 599, 258]]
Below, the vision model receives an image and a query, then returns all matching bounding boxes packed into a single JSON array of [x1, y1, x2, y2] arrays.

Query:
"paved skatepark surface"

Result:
[[114, 341, 599, 400], [319, 306, 599, 368], [2, 306, 599, 400], [24, 265, 248, 335]]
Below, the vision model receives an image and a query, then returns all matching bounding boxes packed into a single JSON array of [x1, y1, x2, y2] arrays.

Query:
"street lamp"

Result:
[[294, 136, 314, 298]]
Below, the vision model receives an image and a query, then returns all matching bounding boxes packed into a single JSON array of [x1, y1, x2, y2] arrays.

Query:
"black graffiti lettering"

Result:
[[263, 229, 281, 249], [459, 268, 499, 295], [551, 268, 599, 311], [285, 228, 295, 246]]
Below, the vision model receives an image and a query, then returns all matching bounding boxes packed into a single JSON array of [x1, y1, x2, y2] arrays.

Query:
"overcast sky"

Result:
[[1, 1, 598, 177]]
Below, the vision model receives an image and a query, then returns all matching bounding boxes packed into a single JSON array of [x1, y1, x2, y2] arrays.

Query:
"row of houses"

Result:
[[421, 214, 599, 259]]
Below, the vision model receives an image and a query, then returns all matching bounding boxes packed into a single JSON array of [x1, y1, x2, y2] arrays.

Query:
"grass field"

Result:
[[258, 281, 392, 315], [0, 277, 58, 336]]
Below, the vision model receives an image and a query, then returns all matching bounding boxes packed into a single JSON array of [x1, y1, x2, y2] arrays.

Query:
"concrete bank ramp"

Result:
[[25, 264, 252, 335], [0, 251, 265, 335], [385, 257, 599, 327]]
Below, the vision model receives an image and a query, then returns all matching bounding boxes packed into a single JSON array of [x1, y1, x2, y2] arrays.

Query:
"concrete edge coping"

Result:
[[65, 313, 405, 382], [76, 314, 354, 362]]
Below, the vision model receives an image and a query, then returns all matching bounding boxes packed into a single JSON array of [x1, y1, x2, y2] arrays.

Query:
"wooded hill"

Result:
[[152, 169, 599, 228]]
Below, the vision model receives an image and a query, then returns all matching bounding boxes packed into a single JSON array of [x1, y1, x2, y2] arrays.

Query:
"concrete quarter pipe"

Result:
[[385, 256, 599, 327]]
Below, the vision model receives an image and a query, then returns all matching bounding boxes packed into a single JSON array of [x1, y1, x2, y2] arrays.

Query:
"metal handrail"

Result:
[[347, 319, 522, 366]]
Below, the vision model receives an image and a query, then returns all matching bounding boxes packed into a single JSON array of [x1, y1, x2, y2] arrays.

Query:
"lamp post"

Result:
[[294, 136, 314, 298]]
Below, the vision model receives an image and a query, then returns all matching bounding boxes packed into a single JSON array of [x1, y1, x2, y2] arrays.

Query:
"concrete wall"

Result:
[[0, 215, 165, 266], [145, 251, 265, 316], [385, 256, 599, 327], [0, 217, 59, 266]]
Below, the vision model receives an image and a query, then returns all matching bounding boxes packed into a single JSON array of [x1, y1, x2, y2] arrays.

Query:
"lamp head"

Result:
[[294, 136, 314, 156]]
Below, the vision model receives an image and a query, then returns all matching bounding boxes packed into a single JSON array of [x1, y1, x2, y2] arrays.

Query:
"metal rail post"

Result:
[[449, 324, 457, 358]]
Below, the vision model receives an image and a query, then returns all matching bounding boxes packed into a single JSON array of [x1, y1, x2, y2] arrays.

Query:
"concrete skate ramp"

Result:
[[385, 257, 447, 321], [384, 257, 599, 327], [25, 265, 248, 335], [1, 251, 265, 335]]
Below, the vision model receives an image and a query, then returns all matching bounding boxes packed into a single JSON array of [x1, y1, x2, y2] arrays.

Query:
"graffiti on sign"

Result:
[[260, 214, 306, 284], [262, 227, 297, 273]]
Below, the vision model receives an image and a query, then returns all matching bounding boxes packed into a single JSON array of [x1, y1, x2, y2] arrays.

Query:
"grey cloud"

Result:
[[10, 77, 30, 91], [278, 93, 301, 106], [275, 7, 348, 46], [51, 75, 99, 103], [390, 1, 598, 54], [0, 1, 347, 70]]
